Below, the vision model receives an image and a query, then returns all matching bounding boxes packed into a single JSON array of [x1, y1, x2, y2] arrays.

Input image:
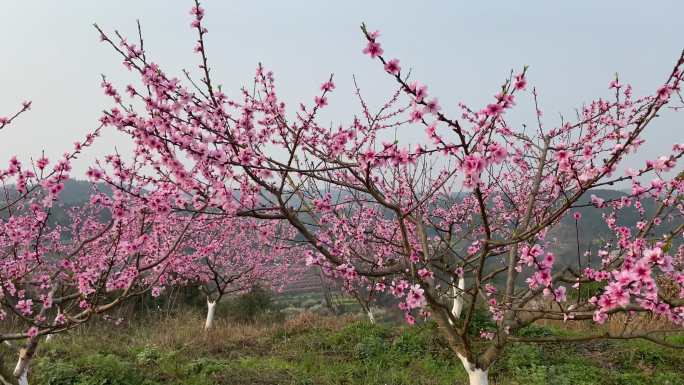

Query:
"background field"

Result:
[[4, 290, 682, 385]]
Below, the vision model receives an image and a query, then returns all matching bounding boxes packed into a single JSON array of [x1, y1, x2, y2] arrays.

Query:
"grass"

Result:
[[11, 311, 683, 385]]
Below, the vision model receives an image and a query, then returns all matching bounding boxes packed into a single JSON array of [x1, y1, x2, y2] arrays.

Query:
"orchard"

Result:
[[2, 2, 683, 385]]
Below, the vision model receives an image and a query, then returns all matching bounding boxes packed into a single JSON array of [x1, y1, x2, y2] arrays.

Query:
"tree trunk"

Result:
[[204, 300, 216, 330], [16, 371, 28, 385], [366, 309, 375, 324], [464, 369, 488, 385], [13, 342, 37, 385], [457, 353, 489, 385], [449, 276, 465, 325], [319, 270, 340, 315], [12, 284, 58, 384], [44, 313, 62, 344]]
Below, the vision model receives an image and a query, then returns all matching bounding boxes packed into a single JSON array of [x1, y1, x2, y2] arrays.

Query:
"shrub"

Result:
[[184, 357, 229, 376], [135, 345, 162, 366], [328, 321, 388, 353], [391, 326, 432, 357], [35, 353, 152, 385], [222, 286, 280, 322]]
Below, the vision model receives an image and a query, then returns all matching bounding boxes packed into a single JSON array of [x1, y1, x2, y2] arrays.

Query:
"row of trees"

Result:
[[3, 1, 684, 384], [0, 109, 297, 382]]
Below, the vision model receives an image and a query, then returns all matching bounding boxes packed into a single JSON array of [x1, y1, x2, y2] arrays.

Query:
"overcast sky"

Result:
[[1, 1, 682, 176]]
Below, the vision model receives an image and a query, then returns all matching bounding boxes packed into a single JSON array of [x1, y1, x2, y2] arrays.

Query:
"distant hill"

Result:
[[3, 180, 678, 293], [548, 188, 678, 269], [0, 179, 111, 227]]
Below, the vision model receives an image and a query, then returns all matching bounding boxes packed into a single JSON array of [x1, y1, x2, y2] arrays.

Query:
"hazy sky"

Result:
[[1, 1, 682, 176]]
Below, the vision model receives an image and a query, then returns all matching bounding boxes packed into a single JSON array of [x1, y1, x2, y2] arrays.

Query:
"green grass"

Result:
[[13, 313, 684, 385]]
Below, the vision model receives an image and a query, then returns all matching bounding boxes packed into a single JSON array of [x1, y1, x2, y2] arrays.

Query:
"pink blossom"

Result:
[[86, 167, 103, 181], [656, 85, 672, 102], [590, 194, 605, 208], [151, 286, 162, 297], [409, 81, 428, 102], [36, 157, 49, 170], [409, 106, 424, 123], [418, 268, 434, 280], [625, 168, 639, 177], [406, 284, 427, 309], [514, 73, 527, 90], [362, 41, 383, 58], [480, 330, 495, 340], [484, 103, 504, 117], [424, 98, 441, 114], [384, 59, 401, 75], [27, 327, 38, 339], [554, 286, 567, 302], [488, 143, 508, 164], [462, 154, 486, 177], [320, 80, 335, 92], [16, 299, 33, 316], [314, 96, 328, 108]]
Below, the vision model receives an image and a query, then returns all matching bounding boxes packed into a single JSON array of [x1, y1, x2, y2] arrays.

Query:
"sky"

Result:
[[1, 0, 682, 177]]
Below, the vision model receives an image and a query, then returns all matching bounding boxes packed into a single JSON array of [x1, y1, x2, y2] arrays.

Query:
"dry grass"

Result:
[[540, 311, 677, 337], [135, 311, 357, 357], [22, 309, 684, 385]]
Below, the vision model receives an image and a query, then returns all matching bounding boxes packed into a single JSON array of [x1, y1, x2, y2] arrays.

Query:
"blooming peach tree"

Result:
[[94, 2, 684, 383], [0, 104, 213, 384], [174, 217, 299, 330]]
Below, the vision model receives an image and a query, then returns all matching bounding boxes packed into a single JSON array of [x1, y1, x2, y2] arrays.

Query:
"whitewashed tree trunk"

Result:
[[12, 284, 57, 384], [464, 369, 488, 385], [13, 349, 31, 385], [17, 371, 28, 385], [204, 300, 216, 330], [457, 353, 489, 385], [366, 309, 375, 324], [44, 313, 61, 343], [449, 276, 465, 325]]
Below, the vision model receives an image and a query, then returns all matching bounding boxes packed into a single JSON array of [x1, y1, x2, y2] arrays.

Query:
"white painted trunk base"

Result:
[[366, 310, 375, 324], [204, 300, 216, 330], [449, 276, 465, 325], [457, 353, 489, 385], [14, 355, 30, 385], [465, 369, 488, 385]]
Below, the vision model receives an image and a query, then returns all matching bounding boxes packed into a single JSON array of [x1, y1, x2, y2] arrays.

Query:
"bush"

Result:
[[135, 345, 161, 366], [221, 286, 280, 322], [184, 357, 228, 376], [329, 321, 388, 352], [353, 335, 388, 361], [547, 362, 606, 385], [509, 364, 549, 385], [35, 353, 152, 385], [391, 325, 433, 357], [500, 344, 543, 372]]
